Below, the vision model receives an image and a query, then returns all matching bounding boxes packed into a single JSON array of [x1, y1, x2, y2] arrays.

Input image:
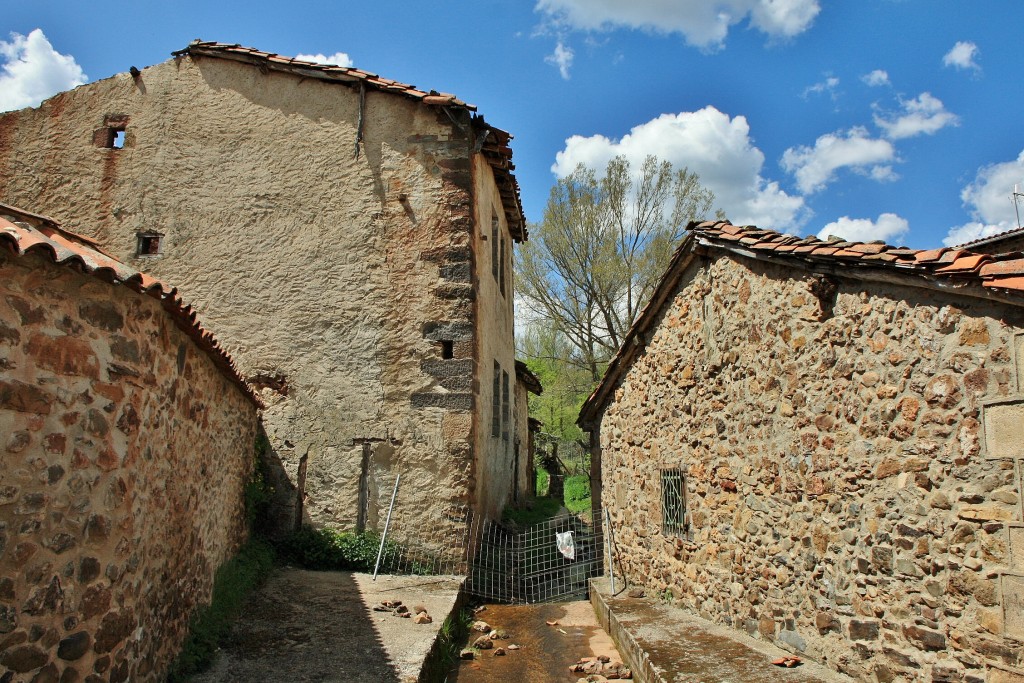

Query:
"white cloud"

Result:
[[535, 0, 820, 50], [816, 213, 909, 244], [943, 40, 980, 72], [545, 41, 574, 79], [802, 76, 839, 99], [552, 107, 806, 229], [295, 51, 353, 67], [944, 150, 1024, 246], [0, 29, 87, 113], [861, 69, 889, 87], [873, 92, 959, 140], [781, 127, 897, 194]]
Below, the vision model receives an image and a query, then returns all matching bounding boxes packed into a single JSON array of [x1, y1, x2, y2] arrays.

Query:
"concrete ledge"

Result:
[[589, 577, 851, 683]]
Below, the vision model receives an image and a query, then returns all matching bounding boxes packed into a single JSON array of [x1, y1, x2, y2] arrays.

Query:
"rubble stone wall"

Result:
[[598, 250, 1024, 682], [0, 250, 259, 682], [0, 53, 496, 539]]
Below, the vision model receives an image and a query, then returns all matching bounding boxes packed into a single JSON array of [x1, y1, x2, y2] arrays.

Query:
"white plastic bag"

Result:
[[556, 530, 575, 560]]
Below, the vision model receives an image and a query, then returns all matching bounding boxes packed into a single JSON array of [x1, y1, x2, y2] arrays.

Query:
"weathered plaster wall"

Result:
[[0, 54, 488, 538], [599, 251, 1024, 682], [471, 154, 517, 521], [0, 250, 258, 682]]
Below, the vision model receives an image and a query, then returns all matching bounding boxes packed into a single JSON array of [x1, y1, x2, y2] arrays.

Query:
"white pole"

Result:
[[373, 473, 401, 580]]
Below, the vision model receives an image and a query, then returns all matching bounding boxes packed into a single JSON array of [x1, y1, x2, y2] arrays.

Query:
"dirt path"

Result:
[[192, 568, 462, 683], [451, 601, 622, 682]]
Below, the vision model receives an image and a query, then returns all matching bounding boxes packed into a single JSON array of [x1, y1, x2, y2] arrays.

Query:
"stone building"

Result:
[[0, 41, 528, 537], [0, 204, 260, 681], [958, 227, 1024, 256], [579, 221, 1024, 682], [514, 360, 543, 505]]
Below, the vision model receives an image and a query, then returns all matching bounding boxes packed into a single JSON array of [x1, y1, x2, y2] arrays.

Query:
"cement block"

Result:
[[983, 399, 1024, 459], [1002, 574, 1024, 640]]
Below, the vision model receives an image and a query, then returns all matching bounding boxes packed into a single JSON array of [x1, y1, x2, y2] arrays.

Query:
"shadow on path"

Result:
[[194, 569, 462, 683]]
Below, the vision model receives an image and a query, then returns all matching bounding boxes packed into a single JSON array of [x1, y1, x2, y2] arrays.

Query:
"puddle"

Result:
[[450, 601, 620, 682]]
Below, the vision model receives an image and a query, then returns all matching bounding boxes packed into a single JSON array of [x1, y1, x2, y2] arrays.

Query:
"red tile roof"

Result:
[[955, 225, 1024, 250], [0, 203, 259, 405], [578, 220, 1024, 427], [174, 41, 526, 241]]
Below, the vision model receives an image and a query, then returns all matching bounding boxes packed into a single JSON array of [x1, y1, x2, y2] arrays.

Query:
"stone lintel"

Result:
[[421, 359, 474, 378], [982, 398, 1024, 460], [990, 662, 1024, 683], [1015, 333, 1024, 394], [1010, 524, 1024, 573], [410, 392, 472, 411], [423, 321, 473, 342], [1002, 573, 1024, 641]]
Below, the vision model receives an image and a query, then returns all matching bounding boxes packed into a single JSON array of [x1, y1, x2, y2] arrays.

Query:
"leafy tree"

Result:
[[517, 155, 715, 383], [518, 325, 590, 442]]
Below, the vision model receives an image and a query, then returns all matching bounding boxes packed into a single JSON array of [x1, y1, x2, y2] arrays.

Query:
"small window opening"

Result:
[[112, 130, 126, 149], [440, 340, 454, 359], [136, 232, 162, 256], [661, 468, 688, 537]]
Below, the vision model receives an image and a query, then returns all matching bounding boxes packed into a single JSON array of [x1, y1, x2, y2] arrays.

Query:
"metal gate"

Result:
[[464, 511, 604, 603]]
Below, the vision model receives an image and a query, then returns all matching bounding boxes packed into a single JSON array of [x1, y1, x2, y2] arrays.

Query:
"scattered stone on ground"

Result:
[[456, 601, 621, 682], [471, 620, 491, 632], [569, 655, 632, 679], [626, 588, 645, 598], [473, 635, 494, 650], [460, 649, 476, 660], [191, 569, 462, 683]]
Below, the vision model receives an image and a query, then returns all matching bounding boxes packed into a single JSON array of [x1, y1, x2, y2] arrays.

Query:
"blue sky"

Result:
[[3, 1, 1022, 248]]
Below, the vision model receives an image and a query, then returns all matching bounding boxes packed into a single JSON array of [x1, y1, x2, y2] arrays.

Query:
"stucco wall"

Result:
[[0, 250, 259, 682], [471, 154, 518, 521], [0, 53, 510, 538], [598, 250, 1024, 682]]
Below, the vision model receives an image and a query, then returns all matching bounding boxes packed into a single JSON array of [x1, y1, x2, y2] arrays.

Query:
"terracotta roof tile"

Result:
[[957, 225, 1024, 249], [579, 219, 1024, 428], [0, 203, 259, 405]]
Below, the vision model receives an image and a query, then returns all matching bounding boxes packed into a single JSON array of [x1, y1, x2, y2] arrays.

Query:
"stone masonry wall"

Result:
[[599, 250, 1024, 682], [0, 251, 259, 681], [0, 53, 493, 541]]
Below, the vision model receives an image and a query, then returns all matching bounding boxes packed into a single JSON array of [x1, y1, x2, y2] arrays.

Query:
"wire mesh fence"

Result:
[[372, 502, 605, 604]]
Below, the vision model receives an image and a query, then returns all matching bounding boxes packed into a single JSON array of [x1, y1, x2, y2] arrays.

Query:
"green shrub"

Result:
[[277, 526, 397, 572], [535, 467, 550, 496], [167, 539, 275, 681], [563, 474, 591, 516], [502, 496, 561, 527], [245, 433, 274, 534]]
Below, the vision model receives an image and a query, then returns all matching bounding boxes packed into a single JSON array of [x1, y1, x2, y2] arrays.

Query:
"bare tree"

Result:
[[517, 155, 715, 382]]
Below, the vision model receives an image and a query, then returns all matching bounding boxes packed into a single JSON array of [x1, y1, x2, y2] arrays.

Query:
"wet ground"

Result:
[[451, 600, 622, 682]]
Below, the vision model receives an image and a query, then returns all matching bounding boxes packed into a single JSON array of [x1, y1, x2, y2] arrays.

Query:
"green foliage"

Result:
[[167, 539, 275, 681], [517, 154, 715, 383], [421, 608, 473, 682], [519, 328, 590, 442], [502, 496, 561, 527], [277, 526, 398, 572], [535, 466, 550, 497], [245, 432, 274, 534], [563, 475, 591, 516]]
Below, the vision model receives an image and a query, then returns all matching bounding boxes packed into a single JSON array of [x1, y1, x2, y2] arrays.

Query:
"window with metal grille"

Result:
[[501, 369, 510, 441], [491, 361, 501, 438], [661, 468, 687, 536]]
